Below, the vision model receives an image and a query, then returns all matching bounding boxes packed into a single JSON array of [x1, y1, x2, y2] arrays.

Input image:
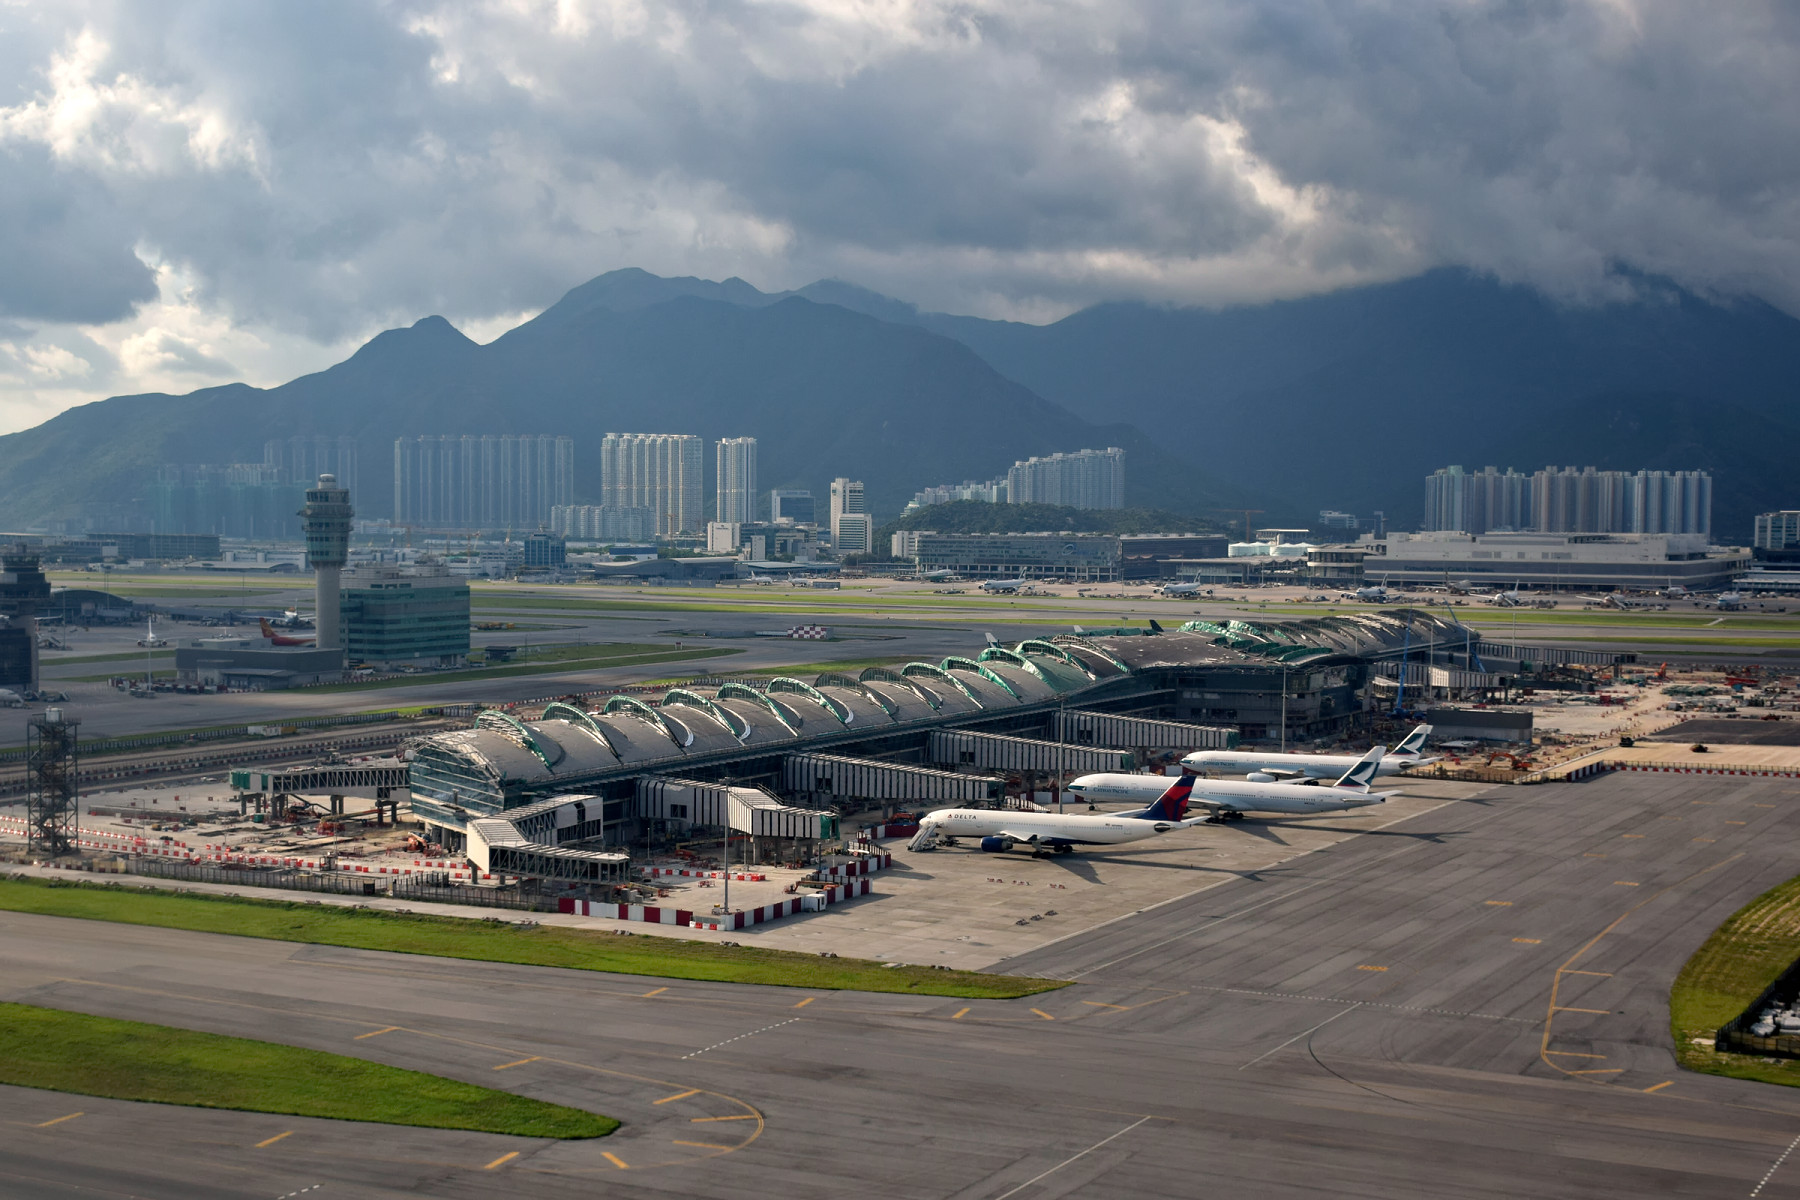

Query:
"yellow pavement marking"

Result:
[[1569, 1068, 1624, 1075], [1554, 1006, 1613, 1014], [1567, 970, 1613, 977], [1644, 1080, 1674, 1093], [793, 997, 815, 1009], [691, 1114, 759, 1122], [1727, 821, 1748, 825], [255, 1131, 293, 1148], [1513, 938, 1543, 944], [1621, 834, 1644, 839], [492, 1056, 542, 1070], [1485, 900, 1513, 906], [1356, 965, 1387, 972], [672, 1140, 732, 1150], [35, 1113, 82, 1128], [642, 987, 668, 998], [654, 1089, 701, 1105], [1545, 1050, 1606, 1058], [1614, 881, 1640, 886], [484, 1152, 519, 1170], [601, 1151, 629, 1170], [1694, 838, 1715, 843], [1081, 1000, 1131, 1009], [355, 1026, 399, 1040], [1031, 1008, 1056, 1021], [950, 1008, 970, 1020]]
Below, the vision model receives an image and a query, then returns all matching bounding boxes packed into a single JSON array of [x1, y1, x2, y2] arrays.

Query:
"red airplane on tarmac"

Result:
[[259, 618, 315, 646]]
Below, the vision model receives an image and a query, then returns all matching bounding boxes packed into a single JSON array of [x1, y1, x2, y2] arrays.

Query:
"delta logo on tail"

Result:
[[1127, 772, 1196, 822]]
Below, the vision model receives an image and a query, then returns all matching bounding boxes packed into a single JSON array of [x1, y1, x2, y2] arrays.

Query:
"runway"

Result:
[[8, 770, 1800, 1197]]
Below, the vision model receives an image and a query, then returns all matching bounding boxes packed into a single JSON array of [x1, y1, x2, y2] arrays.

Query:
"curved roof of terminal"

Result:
[[406, 609, 1465, 809]]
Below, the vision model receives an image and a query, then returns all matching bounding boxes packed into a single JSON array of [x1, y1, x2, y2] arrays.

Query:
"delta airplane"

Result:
[[1067, 746, 1399, 822], [907, 774, 1206, 855]]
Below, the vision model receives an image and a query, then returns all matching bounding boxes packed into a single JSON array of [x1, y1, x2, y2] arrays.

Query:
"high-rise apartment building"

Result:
[[392, 435, 574, 529], [771, 490, 816, 525], [549, 505, 655, 542], [265, 436, 358, 498], [830, 477, 871, 555], [716, 437, 757, 524], [1755, 511, 1800, 551], [1423, 465, 1711, 537], [1006, 447, 1125, 509], [600, 433, 704, 536]]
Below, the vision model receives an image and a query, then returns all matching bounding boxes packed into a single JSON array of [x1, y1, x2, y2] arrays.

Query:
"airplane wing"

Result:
[[995, 830, 1042, 844], [1188, 793, 1247, 813], [1252, 768, 1308, 782]]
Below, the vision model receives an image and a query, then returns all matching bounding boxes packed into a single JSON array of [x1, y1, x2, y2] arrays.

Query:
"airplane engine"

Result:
[[979, 836, 1012, 853], [1247, 772, 1277, 783]]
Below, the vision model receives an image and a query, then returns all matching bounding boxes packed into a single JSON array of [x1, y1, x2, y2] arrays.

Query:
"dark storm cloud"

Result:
[[2, 0, 1799, 339]]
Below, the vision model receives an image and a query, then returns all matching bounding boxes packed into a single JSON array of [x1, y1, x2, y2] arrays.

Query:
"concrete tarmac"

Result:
[[9, 771, 1800, 1197]]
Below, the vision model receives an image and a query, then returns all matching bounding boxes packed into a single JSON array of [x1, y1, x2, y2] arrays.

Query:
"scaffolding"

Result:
[[26, 709, 79, 857]]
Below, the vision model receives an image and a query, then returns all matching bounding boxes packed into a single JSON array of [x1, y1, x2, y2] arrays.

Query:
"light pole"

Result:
[[1281, 664, 1289, 752]]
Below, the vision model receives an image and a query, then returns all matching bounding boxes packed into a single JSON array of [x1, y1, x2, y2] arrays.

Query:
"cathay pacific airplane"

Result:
[[1179, 724, 1436, 780], [1068, 746, 1399, 822], [907, 774, 1206, 855]]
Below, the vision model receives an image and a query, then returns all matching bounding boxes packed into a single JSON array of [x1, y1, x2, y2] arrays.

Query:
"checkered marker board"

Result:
[[786, 625, 829, 639]]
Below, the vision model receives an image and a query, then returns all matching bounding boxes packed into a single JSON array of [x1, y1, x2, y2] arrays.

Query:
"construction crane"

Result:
[[1208, 509, 1266, 542]]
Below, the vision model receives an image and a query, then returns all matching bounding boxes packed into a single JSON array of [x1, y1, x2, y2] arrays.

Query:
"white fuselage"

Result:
[[1180, 750, 1423, 779], [1067, 773, 1392, 816], [909, 807, 1185, 850]]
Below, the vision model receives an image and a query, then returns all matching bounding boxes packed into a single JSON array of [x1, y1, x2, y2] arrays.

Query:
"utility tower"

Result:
[[26, 708, 79, 857], [299, 473, 354, 652]]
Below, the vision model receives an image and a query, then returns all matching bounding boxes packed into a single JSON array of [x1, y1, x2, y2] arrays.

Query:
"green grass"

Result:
[[304, 646, 742, 693], [0, 877, 1065, 999], [1526, 635, 1800, 649], [0, 1001, 615, 1136], [41, 649, 177, 666], [1671, 872, 1800, 1087]]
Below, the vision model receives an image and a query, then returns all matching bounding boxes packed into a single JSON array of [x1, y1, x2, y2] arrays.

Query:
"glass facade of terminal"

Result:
[[916, 534, 1122, 581], [341, 574, 471, 667]]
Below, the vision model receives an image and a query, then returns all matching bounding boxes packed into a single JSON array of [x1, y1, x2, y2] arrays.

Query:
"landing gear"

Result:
[[1054, 844, 1074, 854]]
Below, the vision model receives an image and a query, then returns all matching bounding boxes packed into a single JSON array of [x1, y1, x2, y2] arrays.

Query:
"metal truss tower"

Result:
[[26, 708, 79, 857]]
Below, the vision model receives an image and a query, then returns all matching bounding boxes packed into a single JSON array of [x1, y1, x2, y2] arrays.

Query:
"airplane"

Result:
[[981, 578, 1031, 594], [0, 688, 21, 708], [1660, 582, 1692, 599], [1179, 725, 1435, 780], [136, 617, 170, 648], [906, 774, 1207, 855], [259, 618, 316, 646], [267, 608, 314, 629], [1488, 581, 1528, 606], [1712, 590, 1746, 611], [1579, 592, 1666, 611], [1159, 581, 1210, 597], [1343, 581, 1394, 602], [1068, 746, 1399, 822]]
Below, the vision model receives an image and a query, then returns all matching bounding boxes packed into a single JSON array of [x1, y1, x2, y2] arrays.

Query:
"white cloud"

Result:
[[0, 0, 1797, 429]]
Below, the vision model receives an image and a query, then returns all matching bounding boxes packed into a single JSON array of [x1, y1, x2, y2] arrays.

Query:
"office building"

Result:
[[771, 490, 816, 525], [549, 505, 655, 542], [1422, 465, 1711, 536], [1006, 447, 1125, 509], [891, 529, 935, 561], [716, 437, 757, 523], [392, 435, 574, 530], [339, 560, 471, 668], [600, 433, 704, 536], [1366, 530, 1747, 590], [707, 522, 742, 555], [522, 532, 566, 570], [830, 478, 871, 554], [915, 534, 1122, 582], [1754, 511, 1800, 551]]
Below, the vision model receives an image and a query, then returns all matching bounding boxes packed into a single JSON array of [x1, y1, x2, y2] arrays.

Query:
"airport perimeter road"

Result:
[[8, 773, 1800, 1197]]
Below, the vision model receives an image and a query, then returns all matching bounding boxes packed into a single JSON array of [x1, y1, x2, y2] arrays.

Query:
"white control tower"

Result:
[[299, 473, 354, 652]]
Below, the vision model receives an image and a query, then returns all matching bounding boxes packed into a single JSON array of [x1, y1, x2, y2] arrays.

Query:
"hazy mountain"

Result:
[[0, 281, 1212, 529], [808, 271, 1800, 539]]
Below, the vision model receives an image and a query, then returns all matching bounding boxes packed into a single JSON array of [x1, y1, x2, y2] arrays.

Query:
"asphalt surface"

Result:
[[7, 771, 1800, 1197]]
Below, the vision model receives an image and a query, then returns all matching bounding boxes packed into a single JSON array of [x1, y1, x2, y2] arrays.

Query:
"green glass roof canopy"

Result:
[[767, 677, 850, 724], [716, 683, 804, 734], [602, 694, 688, 747], [660, 689, 750, 740], [475, 709, 562, 770], [900, 662, 982, 706], [539, 702, 622, 760], [941, 656, 1021, 700], [859, 666, 942, 710]]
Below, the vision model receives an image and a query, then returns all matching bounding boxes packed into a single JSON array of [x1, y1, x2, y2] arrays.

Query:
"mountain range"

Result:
[[2, 267, 1797, 539]]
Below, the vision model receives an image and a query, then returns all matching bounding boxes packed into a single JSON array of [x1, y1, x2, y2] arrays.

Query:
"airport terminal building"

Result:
[[1364, 530, 1750, 590]]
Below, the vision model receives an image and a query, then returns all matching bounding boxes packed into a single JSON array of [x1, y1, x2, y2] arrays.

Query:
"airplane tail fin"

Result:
[[1332, 746, 1386, 791], [1393, 724, 1432, 757], [1128, 773, 1195, 822], [258, 618, 276, 638], [1148, 619, 1164, 634]]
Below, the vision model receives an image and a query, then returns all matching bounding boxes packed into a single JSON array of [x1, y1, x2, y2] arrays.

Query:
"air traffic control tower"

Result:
[[299, 473, 353, 652]]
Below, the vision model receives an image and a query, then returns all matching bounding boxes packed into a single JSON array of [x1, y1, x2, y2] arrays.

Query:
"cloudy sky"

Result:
[[1, 0, 1796, 433]]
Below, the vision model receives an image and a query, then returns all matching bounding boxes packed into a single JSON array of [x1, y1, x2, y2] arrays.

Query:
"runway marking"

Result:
[[484, 1151, 519, 1170], [1485, 900, 1513, 906], [492, 1056, 541, 1070], [1545, 1050, 1606, 1058], [255, 1130, 294, 1147], [681, 1018, 800, 1060], [1728, 821, 1748, 825], [653, 1089, 701, 1105], [1622, 834, 1645, 839], [1750, 1128, 1800, 1197], [1568, 1068, 1624, 1075], [1057, 880, 1333, 979], [34, 1113, 81, 1127], [951, 1008, 970, 1019], [1614, 881, 1641, 886], [1695, 838, 1716, 843], [793, 997, 814, 1009], [1644, 1080, 1674, 1093], [1240, 1004, 1362, 1070], [1554, 1007, 1613, 1015], [601, 1151, 629, 1169], [1081, 1001, 1130, 1009], [1567, 970, 1612, 977], [275, 1187, 321, 1198], [671, 1140, 732, 1150], [354, 1026, 398, 1039], [1031, 1008, 1056, 1021], [1356, 964, 1387, 972], [1513, 938, 1542, 944], [691, 1114, 758, 1122], [990, 1115, 1152, 1200], [642, 987, 668, 998]]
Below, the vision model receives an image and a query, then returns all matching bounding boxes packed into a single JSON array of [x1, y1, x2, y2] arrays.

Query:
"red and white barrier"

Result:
[[643, 867, 767, 882], [817, 854, 891, 879], [1562, 761, 1800, 782], [557, 899, 695, 925], [689, 878, 871, 930]]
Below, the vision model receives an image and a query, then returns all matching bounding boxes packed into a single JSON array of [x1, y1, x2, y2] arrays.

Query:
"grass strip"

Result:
[[1671, 872, 1800, 1087], [303, 647, 741, 693], [0, 1001, 615, 1136], [0, 877, 1065, 999]]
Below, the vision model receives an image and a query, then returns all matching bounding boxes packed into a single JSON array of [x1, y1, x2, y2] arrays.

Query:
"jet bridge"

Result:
[[928, 730, 1134, 775], [1056, 711, 1239, 752], [465, 793, 631, 882], [782, 753, 1002, 806]]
